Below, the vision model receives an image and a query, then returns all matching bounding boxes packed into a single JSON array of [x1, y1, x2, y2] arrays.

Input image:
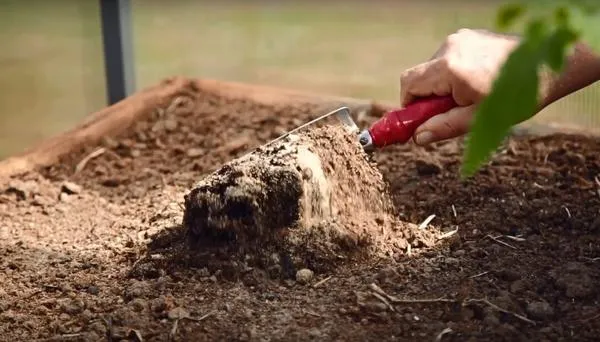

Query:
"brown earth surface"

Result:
[[1, 82, 599, 341]]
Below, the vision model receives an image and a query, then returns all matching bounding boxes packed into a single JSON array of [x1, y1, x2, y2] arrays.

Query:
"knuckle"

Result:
[[445, 33, 460, 45], [400, 70, 410, 82], [456, 28, 473, 35], [433, 83, 449, 96], [437, 57, 454, 74], [447, 28, 473, 44], [437, 54, 463, 79], [400, 68, 416, 86]]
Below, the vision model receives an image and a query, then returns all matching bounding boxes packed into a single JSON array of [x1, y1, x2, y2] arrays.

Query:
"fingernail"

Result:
[[415, 131, 434, 145]]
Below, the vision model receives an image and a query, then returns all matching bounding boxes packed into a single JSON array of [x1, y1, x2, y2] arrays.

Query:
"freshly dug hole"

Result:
[[183, 124, 436, 262]]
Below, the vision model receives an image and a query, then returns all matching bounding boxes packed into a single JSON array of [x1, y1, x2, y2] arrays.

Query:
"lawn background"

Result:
[[1, 0, 599, 158]]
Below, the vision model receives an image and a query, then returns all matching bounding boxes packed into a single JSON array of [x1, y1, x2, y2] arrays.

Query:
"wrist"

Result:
[[539, 42, 600, 110]]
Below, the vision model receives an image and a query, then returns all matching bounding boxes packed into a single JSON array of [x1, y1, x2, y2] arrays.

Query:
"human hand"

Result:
[[400, 29, 520, 145]]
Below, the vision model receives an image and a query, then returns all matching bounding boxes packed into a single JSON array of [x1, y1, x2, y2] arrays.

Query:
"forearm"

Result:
[[540, 42, 600, 109]]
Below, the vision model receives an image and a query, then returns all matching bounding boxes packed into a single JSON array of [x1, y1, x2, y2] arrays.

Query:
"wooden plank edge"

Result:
[[0, 77, 195, 181], [0, 77, 597, 183]]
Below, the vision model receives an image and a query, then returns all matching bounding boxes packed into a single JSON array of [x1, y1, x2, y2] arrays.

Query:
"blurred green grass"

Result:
[[1, 0, 599, 158]]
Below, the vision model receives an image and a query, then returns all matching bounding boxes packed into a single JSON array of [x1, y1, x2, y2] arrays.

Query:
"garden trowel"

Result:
[[263, 95, 458, 152]]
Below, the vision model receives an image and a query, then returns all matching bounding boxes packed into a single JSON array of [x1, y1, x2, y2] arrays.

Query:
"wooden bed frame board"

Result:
[[0, 77, 597, 182]]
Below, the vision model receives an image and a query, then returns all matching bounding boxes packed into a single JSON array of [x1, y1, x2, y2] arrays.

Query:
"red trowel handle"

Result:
[[368, 95, 458, 148]]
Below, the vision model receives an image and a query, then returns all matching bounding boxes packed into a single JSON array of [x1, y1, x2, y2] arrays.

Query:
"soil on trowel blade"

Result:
[[183, 125, 435, 272], [0, 79, 599, 341]]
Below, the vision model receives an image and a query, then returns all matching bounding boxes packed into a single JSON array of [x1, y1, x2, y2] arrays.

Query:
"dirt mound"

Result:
[[300, 126, 436, 254], [184, 124, 435, 269]]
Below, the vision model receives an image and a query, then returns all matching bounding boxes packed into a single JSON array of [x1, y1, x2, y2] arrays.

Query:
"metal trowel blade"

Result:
[[263, 106, 359, 147]]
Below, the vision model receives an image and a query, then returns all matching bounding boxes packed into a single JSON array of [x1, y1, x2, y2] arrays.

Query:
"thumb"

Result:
[[412, 105, 476, 145]]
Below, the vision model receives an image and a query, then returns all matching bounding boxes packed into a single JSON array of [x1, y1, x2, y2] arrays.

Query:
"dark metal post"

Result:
[[99, 0, 135, 105]]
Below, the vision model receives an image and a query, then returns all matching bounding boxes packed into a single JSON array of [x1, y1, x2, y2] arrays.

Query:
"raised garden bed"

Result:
[[0, 77, 599, 341]]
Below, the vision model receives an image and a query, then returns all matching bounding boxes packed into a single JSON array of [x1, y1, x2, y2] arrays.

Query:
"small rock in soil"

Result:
[[101, 136, 119, 149], [6, 180, 39, 200], [186, 148, 204, 158], [58, 192, 72, 203], [167, 307, 190, 320], [87, 285, 100, 295], [296, 268, 314, 285], [129, 149, 141, 158], [32, 195, 51, 206], [164, 119, 178, 132], [80, 309, 94, 323], [526, 301, 554, 320], [61, 181, 82, 195]]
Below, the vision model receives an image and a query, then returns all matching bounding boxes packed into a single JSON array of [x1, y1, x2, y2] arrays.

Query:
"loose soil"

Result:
[[1, 84, 599, 341], [184, 124, 435, 274]]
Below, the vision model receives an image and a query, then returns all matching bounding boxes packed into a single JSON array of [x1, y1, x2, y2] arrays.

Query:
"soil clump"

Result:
[[184, 124, 434, 271]]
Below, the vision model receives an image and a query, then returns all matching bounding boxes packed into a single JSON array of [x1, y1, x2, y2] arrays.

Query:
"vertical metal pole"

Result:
[[100, 0, 135, 105]]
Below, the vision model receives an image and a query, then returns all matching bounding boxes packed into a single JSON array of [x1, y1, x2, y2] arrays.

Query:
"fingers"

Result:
[[412, 105, 476, 145], [400, 59, 452, 107]]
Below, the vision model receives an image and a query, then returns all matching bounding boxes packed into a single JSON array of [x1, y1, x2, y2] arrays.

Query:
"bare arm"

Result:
[[540, 42, 600, 109]]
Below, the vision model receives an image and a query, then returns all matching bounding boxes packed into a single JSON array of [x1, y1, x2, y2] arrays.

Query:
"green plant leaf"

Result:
[[460, 2, 600, 177], [542, 26, 579, 71], [568, 0, 599, 14], [497, 3, 526, 30], [554, 6, 570, 26], [461, 30, 546, 177], [525, 17, 548, 40]]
